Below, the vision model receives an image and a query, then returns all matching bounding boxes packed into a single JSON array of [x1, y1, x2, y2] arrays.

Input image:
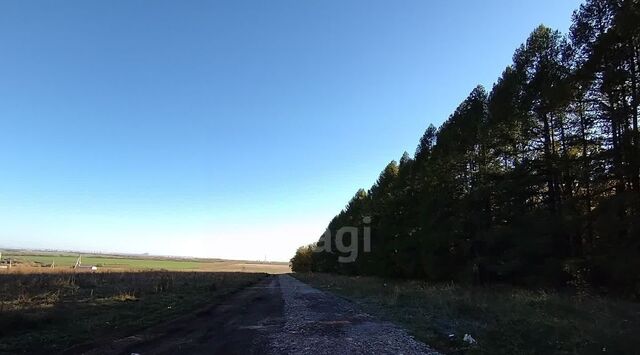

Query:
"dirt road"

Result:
[[88, 275, 438, 355]]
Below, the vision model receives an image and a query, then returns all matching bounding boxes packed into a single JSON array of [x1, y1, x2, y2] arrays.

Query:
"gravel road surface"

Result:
[[87, 275, 439, 355]]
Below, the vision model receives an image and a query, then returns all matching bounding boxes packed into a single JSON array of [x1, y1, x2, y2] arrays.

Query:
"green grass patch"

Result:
[[292, 273, 640, 355], [5, 254, 202, 270]]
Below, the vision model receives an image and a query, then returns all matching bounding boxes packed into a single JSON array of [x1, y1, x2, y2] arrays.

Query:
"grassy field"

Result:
[[5, 254, 200, 270], [293, 273, 640, 355], [2, 251, 290, 273], [0, 269, 267, 353]]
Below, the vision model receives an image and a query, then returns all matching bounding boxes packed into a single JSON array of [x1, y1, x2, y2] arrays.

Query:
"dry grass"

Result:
[[198, 261, 290, 273], [293, 272, 640, 355], [0, 269, 266, 353]]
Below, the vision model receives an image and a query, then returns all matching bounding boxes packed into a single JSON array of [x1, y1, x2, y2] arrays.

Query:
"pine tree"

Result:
[[294, 0, 640, 295]]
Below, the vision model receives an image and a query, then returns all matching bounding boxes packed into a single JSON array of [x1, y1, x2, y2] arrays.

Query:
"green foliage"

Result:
[[295, 0, 640, 297], [290, 245, 315, 272]]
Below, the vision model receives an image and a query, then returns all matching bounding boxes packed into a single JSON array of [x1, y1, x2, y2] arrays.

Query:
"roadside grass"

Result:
[[0, 270, 266, 353], [292, 273, 640, 355]]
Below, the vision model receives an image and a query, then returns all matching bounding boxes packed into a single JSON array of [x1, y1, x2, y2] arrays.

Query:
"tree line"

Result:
[[291, 0, 640, 296]]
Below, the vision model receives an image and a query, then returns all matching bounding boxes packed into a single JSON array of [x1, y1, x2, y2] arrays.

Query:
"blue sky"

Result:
[[0, 0, 582, 261]]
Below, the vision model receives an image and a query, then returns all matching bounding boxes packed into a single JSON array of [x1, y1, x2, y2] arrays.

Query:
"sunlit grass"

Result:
[[4, 254, 201, 270]]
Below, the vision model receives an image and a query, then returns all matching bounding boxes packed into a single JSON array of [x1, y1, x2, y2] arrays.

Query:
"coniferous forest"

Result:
[[291, 0, 640, 296]]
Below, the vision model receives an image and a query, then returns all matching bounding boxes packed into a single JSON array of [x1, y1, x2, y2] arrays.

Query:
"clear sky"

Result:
[[0, 0, 582, 261]]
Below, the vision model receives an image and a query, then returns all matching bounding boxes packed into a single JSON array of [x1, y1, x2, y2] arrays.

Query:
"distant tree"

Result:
[[290, 245, 315, 273]]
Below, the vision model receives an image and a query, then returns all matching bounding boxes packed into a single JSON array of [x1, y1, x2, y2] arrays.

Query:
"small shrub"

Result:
[[113, 291, 138, 302]]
